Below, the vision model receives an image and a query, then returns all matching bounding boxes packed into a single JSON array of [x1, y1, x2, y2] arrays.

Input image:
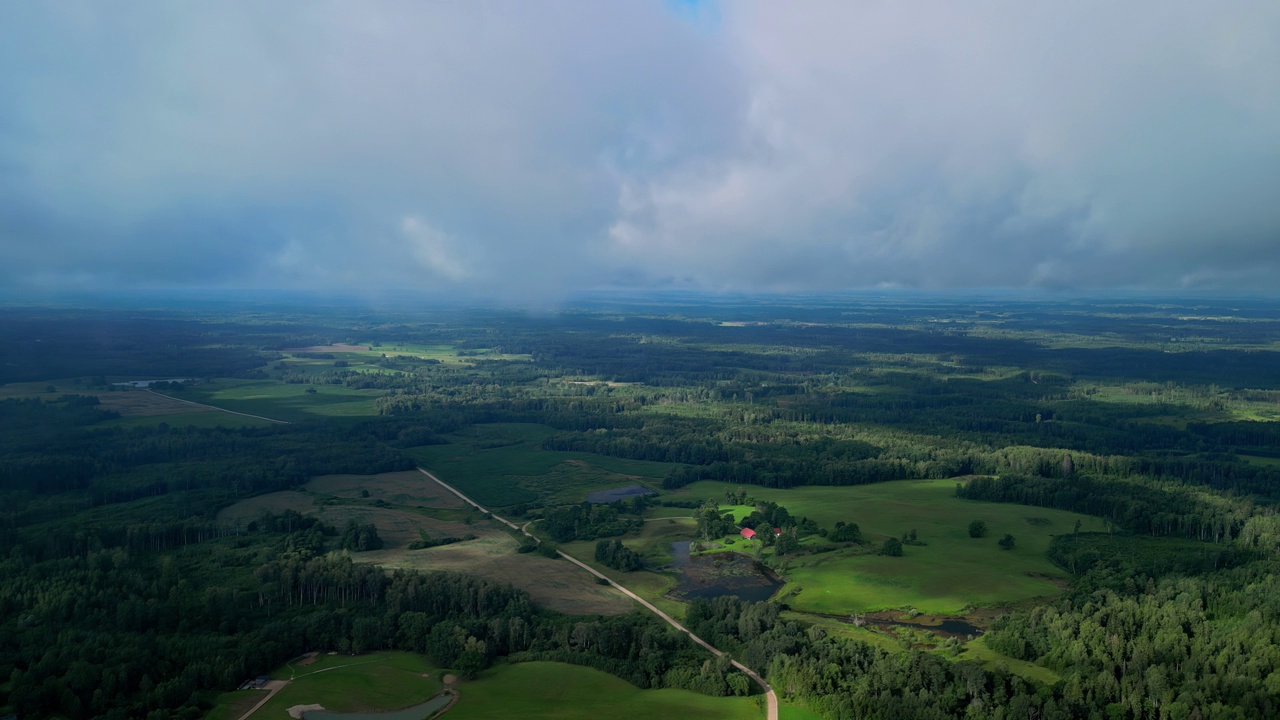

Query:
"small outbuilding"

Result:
[[740, 527, 756, 540]]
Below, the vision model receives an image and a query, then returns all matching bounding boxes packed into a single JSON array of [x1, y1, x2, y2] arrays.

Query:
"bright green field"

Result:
[[669, 479, 1107, 615], [448, 661, 760, 720], [205, 651, 441, 719], [162, 379, 382, 422], [408, 423, 674, 507]]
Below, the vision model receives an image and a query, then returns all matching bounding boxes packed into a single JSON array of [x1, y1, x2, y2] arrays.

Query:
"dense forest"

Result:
[[4, 295, 1280, 719]]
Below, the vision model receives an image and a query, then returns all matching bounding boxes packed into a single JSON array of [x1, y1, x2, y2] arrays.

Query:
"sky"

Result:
[[2, 1, 1280, 301]]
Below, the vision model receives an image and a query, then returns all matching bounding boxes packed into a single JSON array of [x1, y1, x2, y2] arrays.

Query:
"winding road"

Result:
[[415, 467, 779, 720]]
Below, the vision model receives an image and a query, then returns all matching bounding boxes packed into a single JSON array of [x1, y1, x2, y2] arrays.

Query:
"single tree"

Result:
[[968, 520, 988, 538], [881, 537, 904, 556], [998, 533, 1016, 550], [775, 527, 800, 556]]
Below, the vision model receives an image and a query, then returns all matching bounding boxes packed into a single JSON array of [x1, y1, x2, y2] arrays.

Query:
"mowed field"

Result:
[[447, 661, 760, 720], [407, 423, 673, 507], [667, 479, 1107, 615], [206, 651, 442, 720]]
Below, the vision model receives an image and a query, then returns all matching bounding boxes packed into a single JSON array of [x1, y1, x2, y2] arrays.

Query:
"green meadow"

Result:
[[205, 651, 441, 720], [161, 378, 382, 422], [407, 423, 674, 507], [447, 661, 759, 720], [668, 479, 1107, 615]]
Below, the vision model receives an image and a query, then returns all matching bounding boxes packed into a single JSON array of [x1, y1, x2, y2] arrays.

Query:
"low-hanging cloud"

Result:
[[2, 1, 1279, 299]]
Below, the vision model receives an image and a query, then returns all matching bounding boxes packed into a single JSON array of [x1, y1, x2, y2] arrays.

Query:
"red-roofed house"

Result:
[[740, 527, 756, 540], [773, 527, 782, 536]]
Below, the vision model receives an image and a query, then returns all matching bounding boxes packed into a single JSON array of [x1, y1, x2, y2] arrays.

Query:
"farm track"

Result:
[[146, 389, 291, 424], [234, 679, 287, 720], [415, 467, 779, 720]]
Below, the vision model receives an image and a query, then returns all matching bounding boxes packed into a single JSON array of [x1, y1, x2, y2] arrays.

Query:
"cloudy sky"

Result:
[[3, 1, 1279, 300]]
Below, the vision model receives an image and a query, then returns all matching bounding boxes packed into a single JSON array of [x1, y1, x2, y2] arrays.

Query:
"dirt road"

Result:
[[415, 467, 779, 720], [235, 679, 288, 720]]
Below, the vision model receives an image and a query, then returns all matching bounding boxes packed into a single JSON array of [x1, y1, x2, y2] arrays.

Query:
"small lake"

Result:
[[302, 693, 452, 720], [669, 541, 783, 604]]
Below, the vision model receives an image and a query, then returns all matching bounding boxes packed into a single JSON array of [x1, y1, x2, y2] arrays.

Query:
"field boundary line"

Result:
[[146, 389, 291, 424], [414, 466, 779, 720]]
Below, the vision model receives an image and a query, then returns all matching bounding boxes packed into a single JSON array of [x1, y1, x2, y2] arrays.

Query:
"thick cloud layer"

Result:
[[2, 1, 1279, 298]]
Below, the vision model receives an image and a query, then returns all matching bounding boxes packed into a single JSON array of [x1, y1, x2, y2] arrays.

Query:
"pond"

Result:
[[669, 541, 783, 603], [302, 692, 453, 720]]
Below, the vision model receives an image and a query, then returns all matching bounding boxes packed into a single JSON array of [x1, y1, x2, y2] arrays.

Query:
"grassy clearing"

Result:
[[669, 479, 1105, 615], [215, 472, 631, 615], [1079, 382, 1280, 424], [306, 471, 469, 510], [216, 491, 316, 521], [779, 611, 903, 653], [958, 636, 1062, 685], [1240, 453, 1280, 468], [630, 517, 699, 563], [448, 661, 760, 720], [0, 382, 277, 429], [0, 379, 99, 399], [247, 651, 441, 718], [283, 341, 531, 367], [559, 519, 693, 620], [367, 533, 634, 616], [216, 490, 487, 547], [93, 388, 207, 416], [408, 423, 673, 507], [160, 379, 381, 422]]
